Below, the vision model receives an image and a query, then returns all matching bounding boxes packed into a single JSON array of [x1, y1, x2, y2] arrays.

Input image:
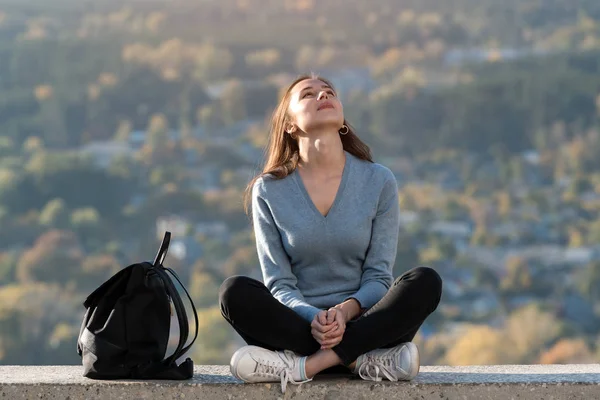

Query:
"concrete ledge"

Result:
[[1, 364, 600, 399]]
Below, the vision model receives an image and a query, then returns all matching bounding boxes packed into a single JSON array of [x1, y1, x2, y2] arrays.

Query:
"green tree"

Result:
[[500, 256, 531, 293], [189, 271, 220, 308], [193, 44, 234, 82], [220, 79, 247, 125], [0, 283, 80, 365], [192, 306, 235, 364], [15, 230, 84, 285], [38, 198, 69, 228]]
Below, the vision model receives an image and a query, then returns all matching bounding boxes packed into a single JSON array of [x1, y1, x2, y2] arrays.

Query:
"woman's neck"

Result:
[[297, 131, 345, 176]]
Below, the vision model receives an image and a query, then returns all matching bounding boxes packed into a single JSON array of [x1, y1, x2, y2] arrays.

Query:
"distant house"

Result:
[[504, 245, 597, 269], [188, 166, 221, 191], [563, 247, 595, 266], [398, 211, 419, 227], [156, 215, 191, 239], [491, 222, 521, 242], [169, 236, 203, 264], [79, 140, 134, 168], [442, 47, 546, 67], [429, 221, 471, 238], [195, 221, 230, 242], [521, 150, 541, 165], [128, 130, 146, 150]]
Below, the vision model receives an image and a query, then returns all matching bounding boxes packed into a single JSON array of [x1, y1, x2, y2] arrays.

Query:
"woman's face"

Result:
[[287, 78, 344, 134]]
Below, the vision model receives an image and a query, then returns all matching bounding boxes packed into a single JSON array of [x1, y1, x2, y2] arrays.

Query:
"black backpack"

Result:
[[77, 231, 198, 380]]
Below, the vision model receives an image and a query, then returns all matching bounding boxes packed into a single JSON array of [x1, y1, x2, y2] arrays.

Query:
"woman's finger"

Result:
[[327, 326, 344, 338], [318, 311, 328, 326], [311, 328, 326, 343], [326, 309, 336, 325], [312, 320, 337, 334], [312, 327, 339, 342]]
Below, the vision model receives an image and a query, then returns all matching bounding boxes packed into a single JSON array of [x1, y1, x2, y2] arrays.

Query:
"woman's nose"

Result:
[[317, 91, 329, 100]]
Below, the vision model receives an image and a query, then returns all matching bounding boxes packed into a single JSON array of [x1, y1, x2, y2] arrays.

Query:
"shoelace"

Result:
[[252, 350, 311, 393], [357, 347, 409, 382]]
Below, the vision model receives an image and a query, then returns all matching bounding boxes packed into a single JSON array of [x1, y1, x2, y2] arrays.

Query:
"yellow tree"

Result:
[[445, 325, 513, 365], [500, 256, 532, 292], [539, 339, 594, 364], [220, 80, 247, 125], [505, 304, 562, 363]]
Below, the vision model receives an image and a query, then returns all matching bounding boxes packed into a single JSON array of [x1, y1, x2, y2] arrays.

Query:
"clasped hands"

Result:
[[310, 298, 361, 350]]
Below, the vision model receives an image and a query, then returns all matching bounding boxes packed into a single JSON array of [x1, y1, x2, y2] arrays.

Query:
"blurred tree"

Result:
[[295, 46, 318, 72], [370, 48, 403, 79], [222, 246, 257, 277], [145, 113, 170, 158], [576, 260, 600, 304], [567, 227, 585, 248], [506, 304, 563, 362], [113, 119, 132, 142], [189, 271, 220, 308], [38, 198, 69, 228], [245, 48, 281, 70], [12, 152, 132, 218], [78, 254, 120, 292], [0, 251, 18, 285], [0, 283, 80, 365], [539, 338, 595, 364], [398, 190, 418, 212], [34, 85, 68, 147], [500, 256, 532, 292], [70, 207, 101, 242], [196, 104, 221, 131], [15, 230, 84, 285], [587, 220, 600, 246], [445, 325, 511, 365], [441, 197, 468, 220], [192, 306, 235, 364], [22, 136, 45, 155], [496, 190, 512, 220], [393, 236, 419, 277], [193, 43, 234, 82], [149, 165, 187, 187], [220, 79, 247, 125]]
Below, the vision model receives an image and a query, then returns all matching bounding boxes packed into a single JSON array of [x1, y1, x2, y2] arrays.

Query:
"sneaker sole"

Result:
[[403, 342, 420, 380]]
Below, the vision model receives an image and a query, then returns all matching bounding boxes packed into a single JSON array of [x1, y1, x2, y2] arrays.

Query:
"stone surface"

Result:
[[1, 364, 600, 399]]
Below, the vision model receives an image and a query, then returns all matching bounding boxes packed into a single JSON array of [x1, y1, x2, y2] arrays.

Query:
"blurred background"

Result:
[[1, 0, 600, 367]]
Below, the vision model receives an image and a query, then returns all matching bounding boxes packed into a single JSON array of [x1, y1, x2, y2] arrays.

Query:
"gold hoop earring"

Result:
[[289, 131, 298, 140], [339, 125, 349, 135]]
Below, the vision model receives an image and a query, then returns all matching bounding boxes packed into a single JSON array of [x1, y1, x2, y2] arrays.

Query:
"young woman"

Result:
[[219, 74, 442, 393]]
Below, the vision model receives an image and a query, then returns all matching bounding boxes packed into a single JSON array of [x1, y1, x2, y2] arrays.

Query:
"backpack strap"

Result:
[[151, 265, 189, 365], [152, 231, 198, 364], [153, 231, 171, 267], [164, 267, 199, 359], [134, 231, 198, 379]]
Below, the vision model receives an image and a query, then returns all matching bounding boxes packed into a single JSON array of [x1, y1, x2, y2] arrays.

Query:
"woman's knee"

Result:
[[412, 266, 442, 293], [411, 266, 443, 310], [397, 266, 443, 306], [218, 275, 257, 309]]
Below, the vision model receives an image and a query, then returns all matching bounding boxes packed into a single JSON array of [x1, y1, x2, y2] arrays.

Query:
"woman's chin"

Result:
[[305, 118, 344, 132]]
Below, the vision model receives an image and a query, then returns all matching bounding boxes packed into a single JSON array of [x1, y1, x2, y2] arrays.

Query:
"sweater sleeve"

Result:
[[252, 179, 322, 322], [346, 170, 399, 309]]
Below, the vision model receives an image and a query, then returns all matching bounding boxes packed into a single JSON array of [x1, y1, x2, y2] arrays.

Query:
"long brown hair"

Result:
[[243, 74, 373, 214]]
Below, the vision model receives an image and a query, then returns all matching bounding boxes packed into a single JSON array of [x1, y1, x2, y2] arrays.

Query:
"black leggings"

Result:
[[219, 266, 442, 366]]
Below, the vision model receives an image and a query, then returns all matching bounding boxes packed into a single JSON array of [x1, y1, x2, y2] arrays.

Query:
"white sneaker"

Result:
[[230, 345, 312, 393], [354, 342, 420, 382]]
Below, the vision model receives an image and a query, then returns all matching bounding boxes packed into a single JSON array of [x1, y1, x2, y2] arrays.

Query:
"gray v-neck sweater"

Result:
[[251, 151, 400, 322]]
